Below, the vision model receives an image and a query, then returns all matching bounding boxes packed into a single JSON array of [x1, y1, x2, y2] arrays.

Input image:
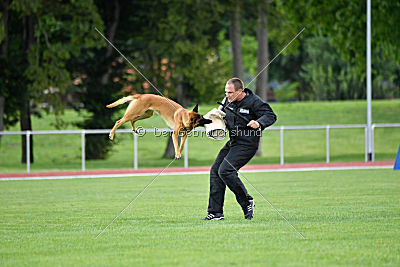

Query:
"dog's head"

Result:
[[189, 104, 213, 127]]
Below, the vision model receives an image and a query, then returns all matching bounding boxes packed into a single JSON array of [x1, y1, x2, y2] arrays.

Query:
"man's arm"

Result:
[[254, 101, 277, 130]]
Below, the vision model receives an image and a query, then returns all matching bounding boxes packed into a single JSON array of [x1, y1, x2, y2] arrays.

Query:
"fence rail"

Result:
[[1, 123, 399, 173]]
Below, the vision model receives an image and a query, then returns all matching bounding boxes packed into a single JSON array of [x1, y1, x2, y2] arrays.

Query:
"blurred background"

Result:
[[0, 0, 399, 172]]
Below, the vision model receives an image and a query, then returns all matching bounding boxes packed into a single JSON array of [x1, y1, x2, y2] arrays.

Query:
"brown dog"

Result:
[[106, 94, 212, 159]]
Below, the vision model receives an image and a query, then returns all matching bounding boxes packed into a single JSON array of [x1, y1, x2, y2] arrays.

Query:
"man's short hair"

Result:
[[227, 77, 244, 91]]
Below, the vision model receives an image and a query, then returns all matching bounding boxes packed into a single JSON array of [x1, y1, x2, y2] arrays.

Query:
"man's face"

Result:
[[225, 82, 242, 102]]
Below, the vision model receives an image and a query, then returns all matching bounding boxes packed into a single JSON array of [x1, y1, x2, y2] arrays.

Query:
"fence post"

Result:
[[326, 125, 330, 163], [372, 124, 375, 162], [26, 131, 30, 173], [184, 137, 188, 168], [134, 132, 138, 169], [81, 130, 85, 171], [364, 127, 368, 162], [280, 126, 284, 165]]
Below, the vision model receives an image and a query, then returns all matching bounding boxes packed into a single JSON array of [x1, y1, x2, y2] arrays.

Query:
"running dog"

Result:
[[106, 94, 212, 159]]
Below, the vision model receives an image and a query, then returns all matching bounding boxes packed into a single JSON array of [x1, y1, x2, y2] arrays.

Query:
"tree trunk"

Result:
[[255, 1, 269, 157], [163, 74, 186, 158], [229, 3, 244, 79], [100, 0, 120, 85], [0, 96, 4, 145], [20, 92, 33, 163], [175, 74, 190, 107], [20, 14, 35, 163], [163, 134, 180, 159], [0, 0, 9, 145], [256, 2, 268, 101], [0, 0, 9, 57], [85, 0, 120, 160]]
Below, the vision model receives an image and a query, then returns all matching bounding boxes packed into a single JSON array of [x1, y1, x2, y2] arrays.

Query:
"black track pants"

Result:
[[207, 141, 257, 214]]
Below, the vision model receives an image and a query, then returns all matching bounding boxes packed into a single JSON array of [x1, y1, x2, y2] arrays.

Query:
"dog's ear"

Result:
[[192, 104, 199, 113]]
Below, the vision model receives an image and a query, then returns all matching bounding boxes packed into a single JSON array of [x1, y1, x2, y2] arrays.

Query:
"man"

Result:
[[203, 77, 277, 220]]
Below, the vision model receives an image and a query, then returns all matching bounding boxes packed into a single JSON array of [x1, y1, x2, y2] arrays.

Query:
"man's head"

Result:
[[225, 77, 245, 102]]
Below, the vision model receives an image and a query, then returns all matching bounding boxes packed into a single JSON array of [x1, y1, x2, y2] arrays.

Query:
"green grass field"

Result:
[[1, 169, 399, 265], [0, 99, 399, 172]]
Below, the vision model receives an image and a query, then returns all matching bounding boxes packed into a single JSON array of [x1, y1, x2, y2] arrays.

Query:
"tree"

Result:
[[300, 34, 400, 100], [146, 0, 225, 158], [254, 1, 270, 156], [255, 1, 269, 101], [275, 0, 400, 75], [0, 0, 9, 145], [0, 0, 103, 163], [70, 0, 226, 159], [229, 0, 244, 80], [72, 0, 124, 159]]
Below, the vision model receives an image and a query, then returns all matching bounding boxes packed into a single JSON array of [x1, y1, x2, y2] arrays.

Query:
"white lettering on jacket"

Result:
[[239, 108, 249, 114]]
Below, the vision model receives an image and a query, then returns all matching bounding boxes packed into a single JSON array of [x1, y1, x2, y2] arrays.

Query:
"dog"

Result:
[[106, 94, 212, 159]]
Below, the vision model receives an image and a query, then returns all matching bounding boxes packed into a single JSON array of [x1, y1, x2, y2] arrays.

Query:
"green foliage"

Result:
[[26, 0, 103, 113], [300, 34, 400, 100], [72, 0, 229, 159], [70, 1, 137, 160], [216, 30, 232, 76], [274, 0, 400, 70], [152, 0, 227, 103], [2, 0, 400, 143], [274, 81, 299, 102], [0, 51, 26, 127], [0, 14, 4, 42], [218, 30, 258, 83], [270, 0, 400, 101], [1, 0, 104, 129], [76, 81, 124, 160], [371, 46, 400, 99]]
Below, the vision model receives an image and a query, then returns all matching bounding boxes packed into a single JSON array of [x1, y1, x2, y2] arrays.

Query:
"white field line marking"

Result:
[[0, 165, 393, 181]]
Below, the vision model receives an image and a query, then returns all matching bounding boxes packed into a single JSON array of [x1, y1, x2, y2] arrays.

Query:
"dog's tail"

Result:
[[106, 95, 139, 108]]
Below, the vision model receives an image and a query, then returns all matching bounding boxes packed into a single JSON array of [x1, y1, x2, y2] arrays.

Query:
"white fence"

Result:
[[1, 123, 399, 173]]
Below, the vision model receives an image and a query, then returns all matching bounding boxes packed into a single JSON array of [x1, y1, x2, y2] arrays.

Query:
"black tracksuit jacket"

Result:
[[207, 88, 277, 214], [221, 88, 277, 147]]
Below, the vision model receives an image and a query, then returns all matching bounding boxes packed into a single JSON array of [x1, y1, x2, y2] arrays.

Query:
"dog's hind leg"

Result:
[[110, 99, 147, 139], [130, 109, 154, 132], [109, 117, 129, 140]]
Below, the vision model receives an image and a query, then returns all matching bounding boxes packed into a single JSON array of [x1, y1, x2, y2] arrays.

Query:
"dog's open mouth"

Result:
[[198, 118, 213, 126]]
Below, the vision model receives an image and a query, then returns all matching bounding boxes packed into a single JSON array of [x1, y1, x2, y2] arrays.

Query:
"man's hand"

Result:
[[247, 120, 260, 129]]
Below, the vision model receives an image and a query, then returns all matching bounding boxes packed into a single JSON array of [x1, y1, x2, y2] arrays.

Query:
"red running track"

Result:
[[0, 161, 394, 180]]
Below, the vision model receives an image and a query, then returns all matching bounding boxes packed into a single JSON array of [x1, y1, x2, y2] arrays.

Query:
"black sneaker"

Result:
[[203, 213, 224, 220], [244, 200, 255, 220]]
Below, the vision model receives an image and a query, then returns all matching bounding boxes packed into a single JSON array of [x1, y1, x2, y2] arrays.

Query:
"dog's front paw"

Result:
[[109, 134, 114, 140], [175, 153, 181, 159]]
